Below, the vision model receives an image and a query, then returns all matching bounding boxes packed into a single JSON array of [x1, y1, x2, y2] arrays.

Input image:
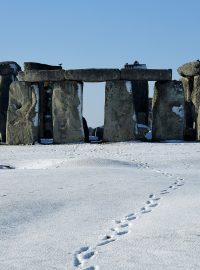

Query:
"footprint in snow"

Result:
[[83, 267, 98, 270], [140, 206, 152, 214], [160, 190, 169, 195], [73, 246, 95, 268]]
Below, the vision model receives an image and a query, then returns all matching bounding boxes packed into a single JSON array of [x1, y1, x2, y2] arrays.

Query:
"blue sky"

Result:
[[1, 0, 200, 127]]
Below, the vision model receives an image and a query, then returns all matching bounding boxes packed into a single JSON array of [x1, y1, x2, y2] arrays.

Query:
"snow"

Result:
[[0, 142, 200, 270], [172, 105, 184, 118], [32, 85, 39, 127], [137, 124, 150, 129], [125, 81, 132, 94], [145, 130, 152, 140]]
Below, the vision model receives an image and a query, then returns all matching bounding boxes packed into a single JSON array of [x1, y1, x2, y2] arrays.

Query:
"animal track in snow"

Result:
[[72, 158, 185, 270], [73, 246, 96, 269]]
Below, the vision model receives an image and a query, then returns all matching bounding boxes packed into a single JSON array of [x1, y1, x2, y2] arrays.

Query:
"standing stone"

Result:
[[0, 61, 21, 142], [180, 77, 196, 139], [152, 81, 185, 141], [197, 107, 200, 141], [131, 80, 149, 125], [0, 75, 13, 142], [103, 80, 136, 142], [193, 76, 200, 112], [180, 77, 192, 102], [6, 82, 39, 145], [52, 81, 84, 143]]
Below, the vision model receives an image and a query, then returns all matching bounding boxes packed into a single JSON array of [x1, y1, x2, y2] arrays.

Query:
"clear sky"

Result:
[[1, 0, 200, 127]]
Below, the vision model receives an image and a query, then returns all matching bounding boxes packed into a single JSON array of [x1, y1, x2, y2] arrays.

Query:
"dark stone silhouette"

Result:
[[82, 117, 89, 142]]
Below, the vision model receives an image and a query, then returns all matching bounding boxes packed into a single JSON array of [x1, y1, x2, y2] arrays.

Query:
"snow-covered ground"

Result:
[[0, 142, 200, 270]]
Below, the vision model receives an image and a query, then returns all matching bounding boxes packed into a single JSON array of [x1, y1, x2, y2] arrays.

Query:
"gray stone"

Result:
[[0, 75, 13, 142], [197, 107, 200, 141], [180, 77, 197, 140], [52, 81, 84, 143], [120, 69, 172, 81], [152, 81, 185, 141], [6, 82, 39, 145], [177, 61, 200, 77], [193, 76, 200, 112], [18, 70, 65, 82], [131, 80, 149, 125], [65, 69, 120, 82], [103, 80, 136, 142], [24, 62, 62, 71], [180, 77, 192, 102], [0, 61, 21, 76]]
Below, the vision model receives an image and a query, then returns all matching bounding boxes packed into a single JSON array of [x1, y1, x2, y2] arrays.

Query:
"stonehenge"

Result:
[[0, 59, 199, 145]]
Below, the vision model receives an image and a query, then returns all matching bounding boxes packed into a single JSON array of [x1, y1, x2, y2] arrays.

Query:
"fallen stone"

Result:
[[152, 80, 185, 141], [103, 80, 136, 142], [52, 81, 84, 143], [65, 69, 120, 82], [177, 60, 200, 77], [6, 81, 39, 145], [120, 69, 172, 81], [0, 61, 21, 76], [24, 62, 62, 71], [18, 70, 65, 82]]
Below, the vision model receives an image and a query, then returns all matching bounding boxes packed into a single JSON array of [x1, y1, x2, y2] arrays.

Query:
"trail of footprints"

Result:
[[73, 175, 185, 270]]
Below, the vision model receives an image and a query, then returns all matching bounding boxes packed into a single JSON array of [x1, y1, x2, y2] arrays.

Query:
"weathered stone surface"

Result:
[[177, 61, 200, 77], [180, 77, 197, 140], [152, 81, 185, 141], [65, 69, 120, 82], [103, 80, 136, 142], [0, 75, 13, 142], [0, 61, 21, 75], [6, 82, 39, 145], [52, 81, 84, 143], [24, 62, 62, 71], [180, 77, 193, 102], [120, 69, 172, 81], [193, 76, 200, 112], [18, 70, 65, 82], [197, 107, 200, 141]]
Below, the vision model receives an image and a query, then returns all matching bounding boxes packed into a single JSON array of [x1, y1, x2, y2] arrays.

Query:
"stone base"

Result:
[[103, 80, 136, 142], [152, 81, 185, 141]]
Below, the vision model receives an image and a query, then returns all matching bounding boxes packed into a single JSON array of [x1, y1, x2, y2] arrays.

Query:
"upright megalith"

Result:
[[152, 81, 185, 141], [123, 61, 149, 125], [103, 80, 137, 142], [52, 81, 84, 143], [0, 61, 21, 142], [178, 61, 200, 140], [6, 81, 39, 145]]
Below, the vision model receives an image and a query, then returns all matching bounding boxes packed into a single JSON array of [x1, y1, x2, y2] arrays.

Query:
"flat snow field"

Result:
[[0, 142, 200, 270]]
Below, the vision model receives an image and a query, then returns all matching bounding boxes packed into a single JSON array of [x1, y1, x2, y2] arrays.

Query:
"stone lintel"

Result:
[[121, 69, 172, 81], [0, 61, 21, 76], [24, 62, 62, 71], [65, 69, 120, 82], [18, 70, 65, 82]]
